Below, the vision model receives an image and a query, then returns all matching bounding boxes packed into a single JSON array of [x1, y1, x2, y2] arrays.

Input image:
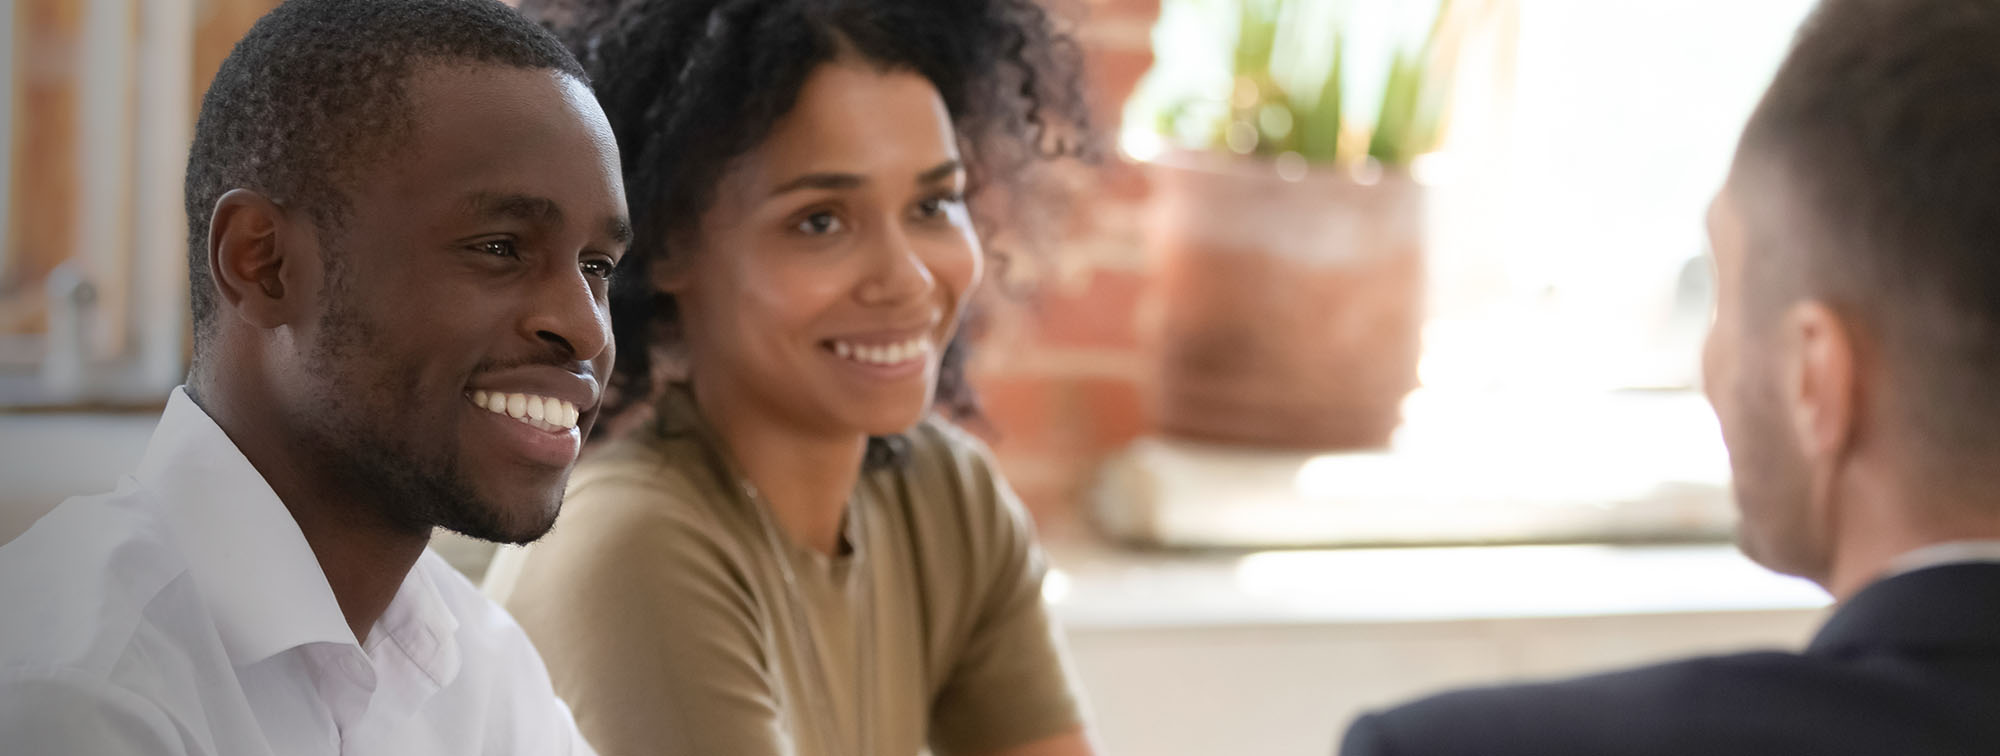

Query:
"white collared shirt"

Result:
[[0, 388, 596, 756], [1886, 539, 2000, 577]]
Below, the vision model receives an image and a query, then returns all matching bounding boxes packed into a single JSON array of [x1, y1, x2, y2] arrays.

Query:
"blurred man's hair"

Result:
[[1739, 0, 2000, 457], [183, 0, 585, 358]]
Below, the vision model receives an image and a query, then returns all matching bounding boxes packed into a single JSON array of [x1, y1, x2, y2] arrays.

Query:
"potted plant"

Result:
[[1125, 0, 1479, 449]]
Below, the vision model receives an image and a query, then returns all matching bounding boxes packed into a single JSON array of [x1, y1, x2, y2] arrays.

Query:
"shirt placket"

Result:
[[301, 643, 379, 751]]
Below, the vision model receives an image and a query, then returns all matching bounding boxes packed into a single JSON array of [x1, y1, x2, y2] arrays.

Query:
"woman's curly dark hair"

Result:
[[519, 0, 1095, 439]]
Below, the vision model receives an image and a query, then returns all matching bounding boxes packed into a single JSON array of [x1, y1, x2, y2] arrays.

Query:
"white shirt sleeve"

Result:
[[0, 669, 192, 756], [554, 696, 599, 756]]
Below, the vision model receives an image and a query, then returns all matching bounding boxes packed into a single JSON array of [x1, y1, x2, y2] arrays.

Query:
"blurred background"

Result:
[[0, 1, 1840, 753]]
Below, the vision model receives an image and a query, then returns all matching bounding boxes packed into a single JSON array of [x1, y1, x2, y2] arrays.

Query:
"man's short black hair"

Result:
[[183, 0, 586, 352], [1739, 0, 2000, 454]]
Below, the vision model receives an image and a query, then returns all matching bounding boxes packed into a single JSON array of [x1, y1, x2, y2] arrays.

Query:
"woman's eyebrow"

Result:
[[916, 159, 964, 186], [769, 171, 865, 197]]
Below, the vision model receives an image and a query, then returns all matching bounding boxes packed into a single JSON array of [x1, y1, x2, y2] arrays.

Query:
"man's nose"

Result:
[[521, 268, 610, 361]]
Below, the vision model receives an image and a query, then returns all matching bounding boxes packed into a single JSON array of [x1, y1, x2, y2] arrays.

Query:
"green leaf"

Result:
[[1233, 0, 1283, 77], [1369, 50, 1420, 164], [1297, 29, 1343, 163]]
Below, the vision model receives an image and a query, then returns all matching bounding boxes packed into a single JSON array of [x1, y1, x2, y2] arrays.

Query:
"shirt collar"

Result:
[[371, 552, 463, 689], [137, 387, 357, 665], [1884, 539, 2000, 577]]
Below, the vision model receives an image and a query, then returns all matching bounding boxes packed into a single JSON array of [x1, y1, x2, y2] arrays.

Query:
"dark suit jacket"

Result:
[[1340, 562, 2000, 756]]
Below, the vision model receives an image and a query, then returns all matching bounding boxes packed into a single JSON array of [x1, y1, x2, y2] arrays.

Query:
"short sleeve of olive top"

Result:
[[487, 385, 1086, 756]]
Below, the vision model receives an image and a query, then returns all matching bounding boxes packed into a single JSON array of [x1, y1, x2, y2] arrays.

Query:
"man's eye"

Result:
[[796, 212, 843, 235], [582, 259, 615, 279], [475, 239, 518, 258]]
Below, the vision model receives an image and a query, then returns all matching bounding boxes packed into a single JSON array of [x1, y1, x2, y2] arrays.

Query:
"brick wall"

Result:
[[968, 0, 1163, 533]]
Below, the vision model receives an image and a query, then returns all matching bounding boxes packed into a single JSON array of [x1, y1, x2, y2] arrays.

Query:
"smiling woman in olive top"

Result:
[[484, 1, 1098, 755]]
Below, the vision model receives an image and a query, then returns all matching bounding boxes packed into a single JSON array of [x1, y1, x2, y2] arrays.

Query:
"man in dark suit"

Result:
[[1341, 1, 2000, 754]]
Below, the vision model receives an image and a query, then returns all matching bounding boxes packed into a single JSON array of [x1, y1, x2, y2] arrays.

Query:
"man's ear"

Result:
[[1782, 300, 1860, 463], [208, 188, 302, 330]]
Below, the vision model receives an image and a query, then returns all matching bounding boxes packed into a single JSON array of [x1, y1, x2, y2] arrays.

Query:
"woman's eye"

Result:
[[795, 212, 843, 235], [917, 193, 966, 219]]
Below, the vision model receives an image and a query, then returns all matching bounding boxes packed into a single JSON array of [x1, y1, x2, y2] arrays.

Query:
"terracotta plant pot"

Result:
[[1143, 150, 1425, 450]]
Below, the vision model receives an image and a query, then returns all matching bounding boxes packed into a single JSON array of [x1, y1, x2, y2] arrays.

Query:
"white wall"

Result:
[[0, 412, 157, 543]]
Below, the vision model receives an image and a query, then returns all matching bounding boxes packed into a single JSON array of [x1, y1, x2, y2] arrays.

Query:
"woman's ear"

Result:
[[207, 188, 300, 330], [650, 237, 695, 295]]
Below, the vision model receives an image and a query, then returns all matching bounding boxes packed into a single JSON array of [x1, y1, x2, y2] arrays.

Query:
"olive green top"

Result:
[[491, 385, 1084, 756]]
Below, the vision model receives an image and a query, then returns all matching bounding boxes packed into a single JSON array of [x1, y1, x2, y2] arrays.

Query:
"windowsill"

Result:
[[1043, 536, 1832, 631], [1093, 388, 1737, 549]]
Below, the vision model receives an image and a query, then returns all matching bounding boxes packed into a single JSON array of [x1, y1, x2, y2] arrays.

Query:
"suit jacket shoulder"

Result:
[[1342, 564, 2000, 756]]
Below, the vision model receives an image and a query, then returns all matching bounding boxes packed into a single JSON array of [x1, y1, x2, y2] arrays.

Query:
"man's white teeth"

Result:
[[831, 336, 931, 366], [470, 390, 579, 430]]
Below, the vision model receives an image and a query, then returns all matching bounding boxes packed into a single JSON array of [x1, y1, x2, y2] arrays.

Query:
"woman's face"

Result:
[[666, 61, 981, 439]]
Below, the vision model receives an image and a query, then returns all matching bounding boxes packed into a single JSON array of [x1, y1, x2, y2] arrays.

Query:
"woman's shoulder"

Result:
[[901, 415, 1005, 492], [887, 416, 1031, 542], [556, 430, 736, 535], [493, 430, 756, 604]]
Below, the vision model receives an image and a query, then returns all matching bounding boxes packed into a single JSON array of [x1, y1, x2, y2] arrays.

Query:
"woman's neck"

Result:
[[689, 379, 869, 556]]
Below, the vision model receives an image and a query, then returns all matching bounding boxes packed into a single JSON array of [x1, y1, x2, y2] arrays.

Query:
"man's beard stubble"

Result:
[[1725, 358, 1827, 581], [297, 268, 558, 546]]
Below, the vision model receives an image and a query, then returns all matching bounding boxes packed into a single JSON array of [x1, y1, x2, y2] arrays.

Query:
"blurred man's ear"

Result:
[[1781, 300, 1859, 465]]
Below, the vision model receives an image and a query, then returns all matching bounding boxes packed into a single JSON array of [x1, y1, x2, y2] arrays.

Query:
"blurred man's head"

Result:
[[185, 0, 630, 543], [1706, 0, 2000, 593]]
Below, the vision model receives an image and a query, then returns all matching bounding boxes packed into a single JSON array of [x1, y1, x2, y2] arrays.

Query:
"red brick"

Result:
[[971, 373, 1063, 453], [1032, 267, 1149, 350], [1073, 376, 1149, 450], [961, 0, 1171, 534], [1094, 160, 1154, 204], [1084, 0, 1162, 20], [1085, 47, 1154, 124]]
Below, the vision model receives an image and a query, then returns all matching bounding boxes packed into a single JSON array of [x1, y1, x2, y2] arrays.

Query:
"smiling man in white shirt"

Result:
[[0, 0, 629, 753]]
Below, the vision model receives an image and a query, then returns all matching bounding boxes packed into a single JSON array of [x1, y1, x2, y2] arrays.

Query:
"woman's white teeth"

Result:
[[831, 336, 931, 366], [470, 390, 579, 430]]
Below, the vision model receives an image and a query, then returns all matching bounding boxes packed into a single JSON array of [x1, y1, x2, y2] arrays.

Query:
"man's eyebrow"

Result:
[[769, 172, 865, 197], [917, 160, 964, 186], [463, 192, 565, 227]]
